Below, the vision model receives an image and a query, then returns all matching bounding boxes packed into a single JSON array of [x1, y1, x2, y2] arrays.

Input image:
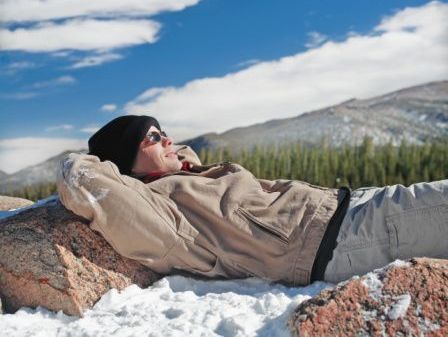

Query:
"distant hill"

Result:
[[0, 150, 85, 194], [183, 80, 448, 153], [0, 170, 8, 180]]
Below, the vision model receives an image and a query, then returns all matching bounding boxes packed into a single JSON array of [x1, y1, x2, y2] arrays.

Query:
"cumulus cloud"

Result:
[[45, 124, 74, 132], [70, 53, 123, 69], [0, 137, 87, 173], [125, 1, 448, 142], [100, 104, 117, 112], [0, 0, 201, 67], [0, 0, 201, 23], [0, 19, 160, 52]]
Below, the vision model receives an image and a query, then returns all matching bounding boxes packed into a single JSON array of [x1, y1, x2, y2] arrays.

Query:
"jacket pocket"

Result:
[[386, 204, 448, 260], [235, 207, 289, 245]]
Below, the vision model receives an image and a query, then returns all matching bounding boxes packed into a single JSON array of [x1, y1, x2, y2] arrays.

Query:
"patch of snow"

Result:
[[59, 155, 108, 206], [0, 209, 20, 220], [361, 272, 384, 302], [0, 276, 333, 337], [388, 260, 411, 268], [418, 317, 441, 333], [0, 194, 59, 220], [387, 294, 411, 320]]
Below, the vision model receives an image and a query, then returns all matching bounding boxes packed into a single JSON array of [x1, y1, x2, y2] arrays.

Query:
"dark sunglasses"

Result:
[[145, 130, 168, 144]]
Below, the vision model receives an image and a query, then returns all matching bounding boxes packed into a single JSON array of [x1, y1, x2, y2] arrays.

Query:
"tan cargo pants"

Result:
[[324, 180, 448, 283]]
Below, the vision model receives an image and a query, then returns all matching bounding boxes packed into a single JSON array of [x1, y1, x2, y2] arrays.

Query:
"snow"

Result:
[[387, 294, 411, 320], [387, 260, 411, 268], [0, 194, 59, 220], [60, 154, 109, 205], [361, 271, 384, 302], [0, 276, 333, 337]]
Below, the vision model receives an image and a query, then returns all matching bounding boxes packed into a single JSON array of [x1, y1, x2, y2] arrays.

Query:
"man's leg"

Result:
[[323, 180, 448, 284]]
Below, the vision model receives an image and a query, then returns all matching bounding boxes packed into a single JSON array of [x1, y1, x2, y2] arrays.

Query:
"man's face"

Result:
[[131, 126, 182, 175]]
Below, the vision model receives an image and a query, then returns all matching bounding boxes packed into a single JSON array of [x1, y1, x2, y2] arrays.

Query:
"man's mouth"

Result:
[[165, 152, 177, 158]]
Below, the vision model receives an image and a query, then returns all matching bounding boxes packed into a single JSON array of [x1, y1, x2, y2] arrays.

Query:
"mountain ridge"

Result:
[[182, 80, 448, 153]]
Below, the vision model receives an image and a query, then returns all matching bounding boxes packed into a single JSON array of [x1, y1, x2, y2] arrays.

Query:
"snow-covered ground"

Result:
[[0, 203, 333, 337], [0, 276, 332, 337]]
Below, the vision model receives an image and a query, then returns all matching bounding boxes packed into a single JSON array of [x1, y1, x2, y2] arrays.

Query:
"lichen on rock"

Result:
[[0, 197, 160, 316], [289, 258, 448, 337]]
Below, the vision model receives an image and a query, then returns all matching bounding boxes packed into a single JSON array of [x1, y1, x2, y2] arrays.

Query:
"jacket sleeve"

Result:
[[57, 153, 179, 273], [174, 145, 202, 166]]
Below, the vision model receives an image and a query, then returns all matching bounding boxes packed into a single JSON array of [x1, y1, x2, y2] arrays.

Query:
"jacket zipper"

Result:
[[237, 208, 289, 245]]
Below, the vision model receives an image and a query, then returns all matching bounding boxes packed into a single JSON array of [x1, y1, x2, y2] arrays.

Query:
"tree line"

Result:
[[198, 137, 448, 189], [5, 137, 448, 201]]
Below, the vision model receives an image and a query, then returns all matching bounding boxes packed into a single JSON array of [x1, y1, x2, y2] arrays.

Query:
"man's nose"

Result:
[[162, 135, 173, 146]]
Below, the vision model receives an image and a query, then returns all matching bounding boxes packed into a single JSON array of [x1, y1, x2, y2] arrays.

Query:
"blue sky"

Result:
[[1, 0, 447, 173]]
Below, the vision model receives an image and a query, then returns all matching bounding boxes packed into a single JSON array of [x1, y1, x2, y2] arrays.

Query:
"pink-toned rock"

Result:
[[0, 195, 33, 211], [0, 197, 160, 316], [289, 258, 448, 337]]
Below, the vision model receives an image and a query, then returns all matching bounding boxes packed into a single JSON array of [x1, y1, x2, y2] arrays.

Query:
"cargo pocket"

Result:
[[235, 207, 289, 245], [386, 204, 448, 260]]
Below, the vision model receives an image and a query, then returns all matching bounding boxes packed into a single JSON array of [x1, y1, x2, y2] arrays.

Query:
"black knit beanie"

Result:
[[88, 115, 160, 175]]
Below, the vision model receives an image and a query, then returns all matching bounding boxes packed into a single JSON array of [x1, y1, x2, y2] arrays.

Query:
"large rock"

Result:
[[0, 196, 160, 316], [289, 258, 448, 337], [0, 195, 33, 211]]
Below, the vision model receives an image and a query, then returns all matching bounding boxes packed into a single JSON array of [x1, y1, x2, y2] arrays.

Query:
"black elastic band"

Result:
[[311, 186, 351, 282]]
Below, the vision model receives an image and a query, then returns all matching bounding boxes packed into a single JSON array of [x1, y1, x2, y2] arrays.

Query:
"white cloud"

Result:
[[5, 61, 36, 70], [45, 124, 74, 132], [0, 76, 76, 100], [0, 92, 39, 100], [125, 1, 448, 142], [0, 137, 87, 173], [305, 31, 328, 49], [80, 126, 100, 133], [236, 59, 262, 68], [0, 61, 37, 76], [51, 51, 72, 57], [0, 0, 201, 23], [100, 104, 117, 112], [0, 19, 161, 52], [0, 0, 201, 68], [31, 75, 76, 88], [70, 52, 123, 69]]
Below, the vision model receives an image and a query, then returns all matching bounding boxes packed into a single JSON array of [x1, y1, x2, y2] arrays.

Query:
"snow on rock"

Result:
[[289, 258, 448, 337], [0, 276, 332, 337], [0, 195, 33, 212], [387, 294, 411, 320]]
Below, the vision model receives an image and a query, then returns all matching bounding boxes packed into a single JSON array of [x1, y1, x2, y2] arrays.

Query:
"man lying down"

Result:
[[57, 115, 448, 286]]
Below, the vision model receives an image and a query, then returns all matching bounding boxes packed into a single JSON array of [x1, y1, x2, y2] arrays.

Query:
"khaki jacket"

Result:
[[57, 146, 341, 285]]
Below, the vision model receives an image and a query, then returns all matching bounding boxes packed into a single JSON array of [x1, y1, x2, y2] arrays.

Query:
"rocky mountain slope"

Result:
[[0, 170, 8, 180], [183, 80, 448, 153], [0, 150, 84, 194]]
